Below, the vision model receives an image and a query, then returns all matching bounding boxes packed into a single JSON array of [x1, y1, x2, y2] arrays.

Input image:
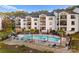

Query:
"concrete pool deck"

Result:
[[1, 40, 72, 53]]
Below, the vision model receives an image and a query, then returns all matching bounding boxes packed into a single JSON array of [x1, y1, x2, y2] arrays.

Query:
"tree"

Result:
[[29, 10, 49, 17], [2, 17, 13, 31], [13, 11, 29, 17]]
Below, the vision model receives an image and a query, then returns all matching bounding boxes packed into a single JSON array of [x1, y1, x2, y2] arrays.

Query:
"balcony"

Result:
[[15, 25, 21, 28], [40, 27, 46, 30], [40, 21, 46, 22], [40, 17, 46, 20], [27, 22, 31, 25], [40, 24, 46, 26], [60, 15, 67, 20], [60, 20, 67, 26], [40, 22, 46, 25], [40, 25, 46, 27]]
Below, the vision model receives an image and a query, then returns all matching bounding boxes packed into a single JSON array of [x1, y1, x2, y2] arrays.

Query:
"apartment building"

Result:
[[39, 14, 57, 32], [15, 10, 79, 34], [15, 17, 26, 29], [58, 11, 79, 34], [15, 14, 57, 33]]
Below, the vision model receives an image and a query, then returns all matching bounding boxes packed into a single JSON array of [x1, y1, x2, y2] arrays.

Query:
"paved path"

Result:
[[54, 47, 72, 53], [1, 40, 72, 53]]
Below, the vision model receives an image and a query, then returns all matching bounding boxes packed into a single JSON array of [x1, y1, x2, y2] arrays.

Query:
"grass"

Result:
[[0, 49, 18, 53], [67, 33, 79, 52], [0, 43, 17, 53], [0, 31, 9, 37], [0, 43, 53, 53], [71, 40, 79, 52], [71, 33, 79, 40]]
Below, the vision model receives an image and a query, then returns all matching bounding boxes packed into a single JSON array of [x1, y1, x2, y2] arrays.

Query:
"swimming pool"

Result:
[[19, 34, 60, 42]]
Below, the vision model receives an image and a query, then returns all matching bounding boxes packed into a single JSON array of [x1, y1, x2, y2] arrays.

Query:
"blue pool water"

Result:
[[21, 34, 60, 42]]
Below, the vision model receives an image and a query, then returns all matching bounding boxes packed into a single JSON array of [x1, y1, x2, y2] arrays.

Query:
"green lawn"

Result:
[[0, 43, 17, 53], [71, 40, 79, 52], [70, 33, 79, 52], [71, 33, 79, 40], [0, 49, 17, 53]]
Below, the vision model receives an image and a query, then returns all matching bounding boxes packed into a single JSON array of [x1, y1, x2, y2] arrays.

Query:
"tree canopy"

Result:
[[0, 5, 79, 18]]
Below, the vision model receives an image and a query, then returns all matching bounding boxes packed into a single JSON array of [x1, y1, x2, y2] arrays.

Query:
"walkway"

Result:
[[1, 40, 72, 53]]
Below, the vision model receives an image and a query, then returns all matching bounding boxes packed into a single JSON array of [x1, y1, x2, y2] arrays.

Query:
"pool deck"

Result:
[[1, 40, 72, 53]]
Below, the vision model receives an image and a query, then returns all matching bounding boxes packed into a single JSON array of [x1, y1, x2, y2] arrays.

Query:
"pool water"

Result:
[[21, 34, 60, 42]]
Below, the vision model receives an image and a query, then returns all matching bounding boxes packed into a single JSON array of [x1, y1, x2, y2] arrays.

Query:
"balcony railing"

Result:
[[60, 20, 67, 25]]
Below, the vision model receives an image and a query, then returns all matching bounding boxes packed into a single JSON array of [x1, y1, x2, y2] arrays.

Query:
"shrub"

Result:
[[50, 30, 59, 35], [57, 29, 65, 36], [20, 45, 26, 52], [26, 29, 39, 34], [20, 45, 26, 48], [30, 29, 35, 34], [35, 29, 39, 34]]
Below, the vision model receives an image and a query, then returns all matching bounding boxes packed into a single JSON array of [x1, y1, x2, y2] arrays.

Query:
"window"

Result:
[[71, 28, 75, 31], [71, 21, 75, 25], [41, 27, 46, 30], [27, 22, 31, 25], [49, 22, 52, 25], [40, 17, 46, 19], [49, 18, 53, 20], [57, 22, 59, 25], [50, 28, 52, 30], [27, 18, 31, 21], [28, 27, 31, 29], [24, 23, 26, 25], [60, 20, 67, 25], [23, 20, 26, 21], [60, 15, 67, 19], [34, 19, 37, 21], [34, 23, 37, 25], [57, 18, 59, 20], [18, 19, 20, 21], [71, 15, 76, 19]]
